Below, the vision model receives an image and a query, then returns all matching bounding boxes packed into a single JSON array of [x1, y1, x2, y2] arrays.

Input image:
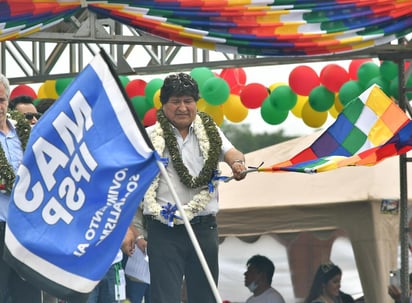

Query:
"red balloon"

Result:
[[230, 84, 245, 95], [320, 64, 349, 92], [288, 65, 320, 96], [239, 83, 269, 109], [143, 108, 157, 126], [125, 79, 147, 98], [10, 84, 37, 100], [348, 59, 373, 80], [220, 68, 247, 90]]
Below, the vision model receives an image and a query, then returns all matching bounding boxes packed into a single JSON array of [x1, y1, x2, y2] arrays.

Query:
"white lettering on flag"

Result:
[[4, 50, 160, 299]]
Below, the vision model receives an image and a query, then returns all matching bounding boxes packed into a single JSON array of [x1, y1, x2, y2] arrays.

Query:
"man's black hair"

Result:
[[9, 95, 34, 110], [246, 254, 275, 285], [160, 73, 200, 104]]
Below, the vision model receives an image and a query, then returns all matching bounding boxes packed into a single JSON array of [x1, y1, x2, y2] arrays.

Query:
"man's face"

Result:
[[244, 264, 262, 287], [15, 102, 40, 125], [162, 95, 197, 131], [0, 84, 9, 125]]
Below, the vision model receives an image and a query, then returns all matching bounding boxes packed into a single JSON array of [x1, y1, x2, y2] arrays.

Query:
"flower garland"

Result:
[[0, 110, 31, 194], [144, 110, 222, 225]]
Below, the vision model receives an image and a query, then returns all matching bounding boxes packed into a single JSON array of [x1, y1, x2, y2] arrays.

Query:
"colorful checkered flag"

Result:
[[259, 84, 412, 173]]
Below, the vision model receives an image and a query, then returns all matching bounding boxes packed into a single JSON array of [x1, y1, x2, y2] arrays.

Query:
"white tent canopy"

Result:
[[217, 132, 405, 303]]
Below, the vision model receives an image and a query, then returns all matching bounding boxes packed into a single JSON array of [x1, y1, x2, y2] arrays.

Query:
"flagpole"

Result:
[[156, 160, 223, 303]]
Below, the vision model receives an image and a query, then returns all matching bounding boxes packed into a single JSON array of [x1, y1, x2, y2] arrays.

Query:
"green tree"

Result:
[[220, 122, 297, 154]]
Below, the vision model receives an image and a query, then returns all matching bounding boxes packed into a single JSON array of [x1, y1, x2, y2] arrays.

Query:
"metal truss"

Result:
[[1, 9, 411, 86]]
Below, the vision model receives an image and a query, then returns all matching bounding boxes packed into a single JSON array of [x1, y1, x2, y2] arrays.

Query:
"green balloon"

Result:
[[308, 85, 334, 112], [339, 80, 363, 106], [145, 78, 163, 106], [366, 76, 390, 96], [190, 67, 214, 89], [201, 77, 230, 105], [260, 97, 288, 125], [131, 96, 152, 120], [357, 62, 380, 88], [33, 98, 41, 106], [55, 77, 73, 96], [269, 85, 297, 111], [118, 75, 130, 87], [389, 75, 412, 100], [380, 60, 398, 82]]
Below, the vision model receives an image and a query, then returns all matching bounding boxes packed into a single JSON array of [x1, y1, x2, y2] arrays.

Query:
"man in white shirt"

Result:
[[244, 255, 286, 303]]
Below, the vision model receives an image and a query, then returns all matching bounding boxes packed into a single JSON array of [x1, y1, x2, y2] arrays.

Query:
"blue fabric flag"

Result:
[[4, 50, 160, 301]]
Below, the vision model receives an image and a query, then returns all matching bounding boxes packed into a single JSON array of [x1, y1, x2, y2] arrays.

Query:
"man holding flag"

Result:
[[141, 72, 247, 303], [0, 73, 42, 302], [3, 50, 160, 302]]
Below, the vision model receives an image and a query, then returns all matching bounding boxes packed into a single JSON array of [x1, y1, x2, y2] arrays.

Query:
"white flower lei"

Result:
[[144, 114, 218, 225]]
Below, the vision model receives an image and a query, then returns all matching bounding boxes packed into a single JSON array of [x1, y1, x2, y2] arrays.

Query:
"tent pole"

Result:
[[397, 58, 410, 303]]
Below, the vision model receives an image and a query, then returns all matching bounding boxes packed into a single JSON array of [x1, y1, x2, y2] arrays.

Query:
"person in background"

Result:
[[0, 75, 42, 303], [124, 206, 150, 303], [141, 72, 247, 303], [86, 225, 138, 303], [35, 97, 56, 114], [388, 272, 412, 303], [243, 254, 286, 303], [9, 94, 60, 303], [9, 94, 41, 125], [304, 262, 345, 303]]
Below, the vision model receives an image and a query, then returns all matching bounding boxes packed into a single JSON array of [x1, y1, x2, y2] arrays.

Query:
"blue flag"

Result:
[[4, 50, 160, 301]]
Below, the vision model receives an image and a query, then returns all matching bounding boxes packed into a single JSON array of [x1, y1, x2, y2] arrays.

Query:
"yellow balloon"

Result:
[[329, 104, 339, 119], [201, 103, 224, 126], [291, 95, 307, 118], [334, 93, 344, 112], [269, 82, 288, 92], [153, 89, 162, 109], [196, 98, 208, 112], [37, 83, 48, 98], [43, 80, 59, 99], [301, 101, 328, 128], [222, 94, 248, 123]]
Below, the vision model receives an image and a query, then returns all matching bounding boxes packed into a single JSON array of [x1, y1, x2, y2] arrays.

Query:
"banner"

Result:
[[4, 50, 160, 301]]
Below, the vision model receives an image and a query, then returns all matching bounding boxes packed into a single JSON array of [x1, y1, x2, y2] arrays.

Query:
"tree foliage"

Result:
[[220, 122, 297, 154]]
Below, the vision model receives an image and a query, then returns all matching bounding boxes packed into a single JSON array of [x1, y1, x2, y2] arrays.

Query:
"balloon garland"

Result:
[[10, 60, 407, 129]]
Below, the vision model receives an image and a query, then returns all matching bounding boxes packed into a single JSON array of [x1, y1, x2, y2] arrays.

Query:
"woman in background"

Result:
[[304, 262, 345, 303]]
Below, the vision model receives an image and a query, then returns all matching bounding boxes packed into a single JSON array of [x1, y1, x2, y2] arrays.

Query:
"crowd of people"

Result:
[[0, 70, 406, 303], [0, 71, 248, 303]]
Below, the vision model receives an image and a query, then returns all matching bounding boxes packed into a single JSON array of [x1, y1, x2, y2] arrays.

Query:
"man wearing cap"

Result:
[[142, 72, 247, 303]]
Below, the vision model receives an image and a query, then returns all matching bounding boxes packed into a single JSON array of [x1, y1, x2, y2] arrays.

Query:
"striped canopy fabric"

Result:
[[0, 0, 411, 56], [259, 84, 412, 173]]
